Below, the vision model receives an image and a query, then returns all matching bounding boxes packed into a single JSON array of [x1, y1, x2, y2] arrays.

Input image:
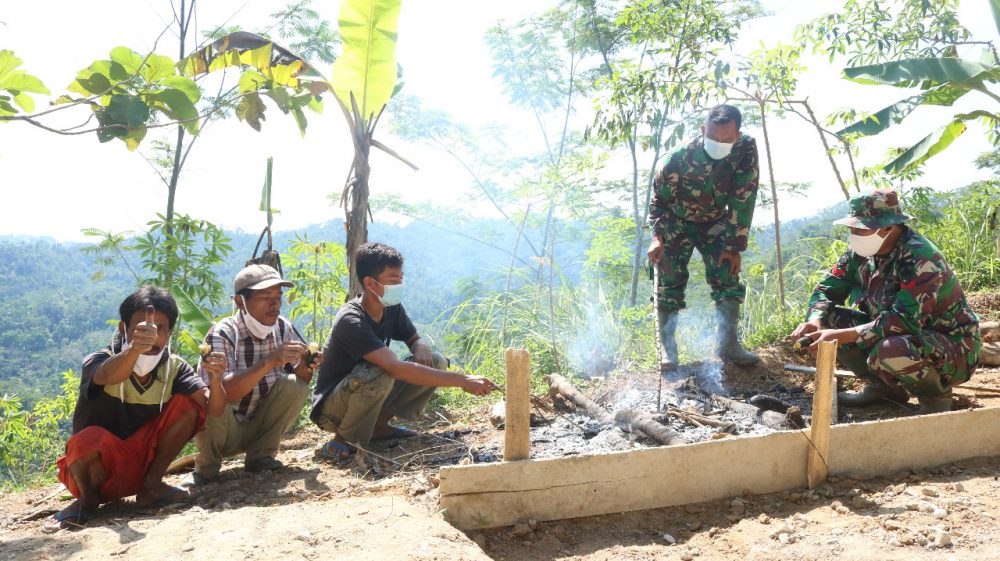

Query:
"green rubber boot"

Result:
[[838, 379, 909, 407], [715, 300, 759, 366], [836, 345, 877, 379], [909, 366, 952, 414], [657, 309, 679, 367], [917, 389, 953, 414]]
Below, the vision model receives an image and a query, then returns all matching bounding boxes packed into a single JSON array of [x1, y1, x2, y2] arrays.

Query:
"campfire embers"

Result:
[[533, 364, 810, 455]]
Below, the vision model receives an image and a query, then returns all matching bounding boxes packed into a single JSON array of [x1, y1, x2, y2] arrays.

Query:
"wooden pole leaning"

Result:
[[807, 341, 837, 489], [504, 348, 531, 461]]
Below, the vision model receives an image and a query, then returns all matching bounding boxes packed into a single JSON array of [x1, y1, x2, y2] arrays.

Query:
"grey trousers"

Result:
[[313, 353, 443, 447], [195, 374, 309, 477]]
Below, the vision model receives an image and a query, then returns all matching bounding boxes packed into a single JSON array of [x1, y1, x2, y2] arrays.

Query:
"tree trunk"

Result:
[[801, 100, 851, 201], [759, 105, 786, 314], [345, 136, 371, 298], [163, 0, 192, 290], [628, 140, 642, 306]]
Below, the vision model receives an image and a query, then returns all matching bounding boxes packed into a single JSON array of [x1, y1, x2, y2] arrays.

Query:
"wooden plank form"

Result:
[[504, 348, 531, 462], [441, 404, 1000, 529], [807, 341, 836, 488]]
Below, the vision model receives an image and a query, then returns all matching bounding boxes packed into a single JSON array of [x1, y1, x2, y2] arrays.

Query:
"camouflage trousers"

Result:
[[655, 213, 745, 311], [822, 306, 976, 396]]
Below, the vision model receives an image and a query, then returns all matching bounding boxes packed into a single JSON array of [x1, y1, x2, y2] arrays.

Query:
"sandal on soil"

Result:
[[139, 485, 193, 511], [43, 508, 95, 532], [373, 425, 419, 441], [321, 440, 356, 466]]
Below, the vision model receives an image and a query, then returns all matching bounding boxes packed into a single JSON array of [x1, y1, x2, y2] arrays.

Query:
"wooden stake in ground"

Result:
[[808, 341, 837, 489], [504, 348, 531, 461]]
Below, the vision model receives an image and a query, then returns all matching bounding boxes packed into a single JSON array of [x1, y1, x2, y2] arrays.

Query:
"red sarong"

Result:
[[56, 394, 205, 501]]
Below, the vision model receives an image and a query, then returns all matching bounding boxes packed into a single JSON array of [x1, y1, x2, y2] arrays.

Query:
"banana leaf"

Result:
[[843, 57, 996, 89], [991, 0, 1000, 39], [884, 119, 967, 174], [331, 0, 402, 121], [837, 82, 972, 137], [172, 285, 215, 339], [178, 31, 323, 87]]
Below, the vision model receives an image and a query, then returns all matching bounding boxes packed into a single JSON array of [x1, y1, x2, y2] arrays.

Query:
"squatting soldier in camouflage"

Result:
[[647, 105, 760, 366], [791, 190, 981, 414]]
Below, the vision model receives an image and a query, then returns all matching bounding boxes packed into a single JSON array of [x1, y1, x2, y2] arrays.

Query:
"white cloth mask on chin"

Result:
[[239, 307, 276, 340], [121, 332, 166, 376]]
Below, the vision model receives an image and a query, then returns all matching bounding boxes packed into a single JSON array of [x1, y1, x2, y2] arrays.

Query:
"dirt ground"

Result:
[[2, 295, 998, 560]]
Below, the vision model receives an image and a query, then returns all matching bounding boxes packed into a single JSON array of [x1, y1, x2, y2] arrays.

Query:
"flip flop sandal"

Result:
[[138, 485, 193, 512], [320, 440, 356, 466], [43, 509, 95, 532], [373, 425, 419, 441]]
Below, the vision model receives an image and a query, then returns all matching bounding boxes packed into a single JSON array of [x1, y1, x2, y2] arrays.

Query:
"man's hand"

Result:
[[647, 236, 665, 266], [129, 322, 158, 354], [202, 352, 226, 385], [461, 376, 501, 397], [268, 342, 306, 369], [805, 328, 859, 355], [298, 351, 323, 372], [412, 340, 435, 367], [717, 250, 741, 276], [790, 318, 823, 340]]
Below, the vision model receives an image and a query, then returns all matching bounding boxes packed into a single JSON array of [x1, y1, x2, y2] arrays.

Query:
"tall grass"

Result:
[[905, 184, 1000, 291]]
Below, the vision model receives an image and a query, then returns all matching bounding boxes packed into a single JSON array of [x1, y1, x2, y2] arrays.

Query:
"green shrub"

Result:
[[0, 370, 78, 491]]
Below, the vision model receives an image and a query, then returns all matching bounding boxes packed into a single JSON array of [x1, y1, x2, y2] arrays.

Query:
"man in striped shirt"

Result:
[[192, 265, 323, 483]]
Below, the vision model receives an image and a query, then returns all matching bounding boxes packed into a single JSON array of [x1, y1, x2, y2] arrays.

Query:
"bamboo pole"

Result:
[[504, 348, 531, 461], [808, 341, 837, 489]]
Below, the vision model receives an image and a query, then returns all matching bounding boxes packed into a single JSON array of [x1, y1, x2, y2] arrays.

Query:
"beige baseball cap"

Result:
[[234, 264, 293, 294]]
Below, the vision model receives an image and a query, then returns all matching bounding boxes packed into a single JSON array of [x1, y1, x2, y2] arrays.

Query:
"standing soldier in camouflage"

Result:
[[791, 190, 981, 414], [647, 104, 760, 367]]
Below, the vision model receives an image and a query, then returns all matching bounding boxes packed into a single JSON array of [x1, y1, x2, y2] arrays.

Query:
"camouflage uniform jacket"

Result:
[[806, 226, 981, 351], [648, 134, 760, 252]]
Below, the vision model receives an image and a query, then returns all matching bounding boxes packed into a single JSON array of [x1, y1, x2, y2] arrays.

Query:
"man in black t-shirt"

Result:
[[311, 243, 499, 462], [46, 286, 227, 532]]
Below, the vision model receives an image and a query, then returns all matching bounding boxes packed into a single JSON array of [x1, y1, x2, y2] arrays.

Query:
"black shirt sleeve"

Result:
[[392, 305, 418, 343], [172, 359, 206, 396], [81, 350, 113, 401], [334, 309, 390, 360]]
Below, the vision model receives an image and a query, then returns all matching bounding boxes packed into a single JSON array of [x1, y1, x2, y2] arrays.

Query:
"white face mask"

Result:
[[372, 280, 405, 307], [849, 230, 888, 257], [703, 135, 735, 160], [238, 299, 276, 340]]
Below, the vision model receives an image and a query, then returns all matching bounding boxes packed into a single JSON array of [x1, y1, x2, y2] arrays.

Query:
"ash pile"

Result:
[[491, 360, 812, 459]]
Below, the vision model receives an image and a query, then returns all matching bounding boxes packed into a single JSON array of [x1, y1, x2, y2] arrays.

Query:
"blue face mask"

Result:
[[373, 280, 405, 307]]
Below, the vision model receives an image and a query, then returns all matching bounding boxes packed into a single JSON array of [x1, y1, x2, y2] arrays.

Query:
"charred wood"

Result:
[[614, 408, 685, 445], [544, 374, 613, 423], [712, 395, 799, 430]]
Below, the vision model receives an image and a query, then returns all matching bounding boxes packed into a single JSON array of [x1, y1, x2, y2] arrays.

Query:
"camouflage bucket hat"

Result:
[[832, 189, 912, 228]]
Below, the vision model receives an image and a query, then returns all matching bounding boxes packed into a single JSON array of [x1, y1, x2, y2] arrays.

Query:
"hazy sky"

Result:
[[1, 0, 997, 242]]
